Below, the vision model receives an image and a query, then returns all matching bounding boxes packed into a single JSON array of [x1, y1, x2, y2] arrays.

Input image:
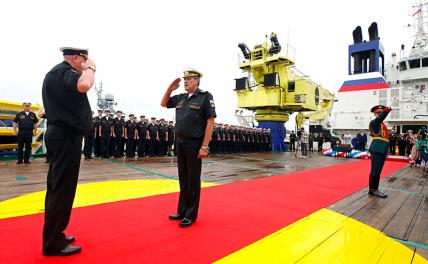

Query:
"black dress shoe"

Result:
[[179, 218, 195, 228], [24, 161, 31, 164], [66, 236, 75, 243], [43, 244, 81, 256], [369, 190, 388, 198], [169, 214, 183, 220], [16, 161, 23, 164]]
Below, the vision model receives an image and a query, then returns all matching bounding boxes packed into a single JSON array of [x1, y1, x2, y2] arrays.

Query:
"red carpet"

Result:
[[0, 159, 405, 264]]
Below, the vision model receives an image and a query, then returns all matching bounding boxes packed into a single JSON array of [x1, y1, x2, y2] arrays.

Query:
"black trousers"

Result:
[[369, 152, 387, 190], [157, 140, 166, 156], [176, 137, 203, 220], [101, 135, 111, 158], [114, 136, 123, 157], [137, 137, 146, 157], [17, 131, 32, 162], [43, 126, 82, 253], [94, 136, 101, 157], [83, 133, 94, 158], [289, 140, 295, 151], [389, 143, 396, 155], [126, 137, 135, 157], [149, 138, 157, 156]]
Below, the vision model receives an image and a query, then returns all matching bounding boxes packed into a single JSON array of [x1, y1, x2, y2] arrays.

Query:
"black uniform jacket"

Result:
[[166, 89, 216, 139]]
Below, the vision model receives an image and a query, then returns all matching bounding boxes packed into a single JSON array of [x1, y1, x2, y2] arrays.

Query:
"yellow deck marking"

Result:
[[215, 208, 426, 264], [0, 179, 216, 219]]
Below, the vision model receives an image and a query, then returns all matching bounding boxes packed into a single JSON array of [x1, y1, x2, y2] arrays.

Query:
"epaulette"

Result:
[[198, 89, 207, 94]]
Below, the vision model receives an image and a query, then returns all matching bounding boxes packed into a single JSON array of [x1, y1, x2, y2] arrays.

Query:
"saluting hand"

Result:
[[83, 59, 96, 70], [168, 78, 181, 91]]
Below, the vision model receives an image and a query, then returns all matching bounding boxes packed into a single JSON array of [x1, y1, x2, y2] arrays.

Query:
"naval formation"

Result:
[[10, 46, 418, 257]]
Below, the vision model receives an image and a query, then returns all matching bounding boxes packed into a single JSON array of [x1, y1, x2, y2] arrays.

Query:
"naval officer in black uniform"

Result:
[[42, 47, 96, 256], [368, 105, 391, 198], [13, 102, 38, 164], [161, 68, 216, 228]]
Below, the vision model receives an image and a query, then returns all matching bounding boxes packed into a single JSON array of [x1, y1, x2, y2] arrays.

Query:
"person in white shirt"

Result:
[[343, 131, 352, 145], [300, 127, 309, 156]]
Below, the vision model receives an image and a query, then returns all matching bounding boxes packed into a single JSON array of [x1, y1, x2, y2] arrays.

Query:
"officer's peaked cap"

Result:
[[371, 105, 386, 113], [183, 67, 203, 78], [60, 47, 89, 58]]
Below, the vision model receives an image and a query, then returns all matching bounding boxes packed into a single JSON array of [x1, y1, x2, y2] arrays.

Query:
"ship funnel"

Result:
[[348, 23, 384, 76], [269, 32, 281, 55], [368, 22, 379, 72], [352, 26, 363, 44], [352, 26, 363, 74], [238, 43, 251, 60], [368, 22, 379, 41]]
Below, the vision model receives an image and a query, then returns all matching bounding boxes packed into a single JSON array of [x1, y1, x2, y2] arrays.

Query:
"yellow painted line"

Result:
[[0, 179, 216, 219], [215, 208, 426, 264]]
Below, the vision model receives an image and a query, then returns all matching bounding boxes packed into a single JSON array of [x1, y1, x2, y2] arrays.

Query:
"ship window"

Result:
[[423, 58, 428, 67], [379, 90, 387, 98], [379, 99, 387, 105], [392, 99, 399, 107], [399, 61, 407, 71], [288, 82, 295, 92], [409, 59, 421, 69], [391, 109, 399, 119], [391, 89, 399, 97]]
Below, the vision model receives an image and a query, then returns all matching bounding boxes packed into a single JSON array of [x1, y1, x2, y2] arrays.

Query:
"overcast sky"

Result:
[[0, 0, 416, 126]]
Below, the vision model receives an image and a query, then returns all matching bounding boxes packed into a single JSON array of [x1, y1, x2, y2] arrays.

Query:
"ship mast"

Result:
[[410, 1, 428, 57]]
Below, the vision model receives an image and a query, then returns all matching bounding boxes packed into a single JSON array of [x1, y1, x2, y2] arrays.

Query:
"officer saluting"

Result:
[[161, 68, 216, 228], [13, 102, 38, 164], [42, 47, 96, 256], [368, 104, 391, 198]]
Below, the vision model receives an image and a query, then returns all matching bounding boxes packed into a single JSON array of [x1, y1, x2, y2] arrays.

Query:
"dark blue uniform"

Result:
[[42, 61, 91, 254], [148, 123, 158, 156], [113, 117, 125, 157], [166, 89, 216, 221], [125, 120, 137, 157], [14, 111, 38, 163], [93, 115, 102, 157], [137, 121, 148, 157], [100, 116, 114, 158]]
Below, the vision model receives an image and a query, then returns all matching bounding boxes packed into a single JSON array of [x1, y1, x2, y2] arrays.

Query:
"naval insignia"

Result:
[[190, 103, 201, 109], [210, 100, 215, 107]]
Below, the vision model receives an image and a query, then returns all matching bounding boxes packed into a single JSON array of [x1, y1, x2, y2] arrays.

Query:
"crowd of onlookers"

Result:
[[339, 128, 428, 166]]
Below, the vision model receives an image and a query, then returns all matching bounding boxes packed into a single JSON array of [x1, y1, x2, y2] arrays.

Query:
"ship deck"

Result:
[[0, 152, 427, 263]]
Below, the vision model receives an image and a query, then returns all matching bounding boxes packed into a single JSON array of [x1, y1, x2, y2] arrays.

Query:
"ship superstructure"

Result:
[[332, 2, 428, 138], [385, 1, 428, 133]]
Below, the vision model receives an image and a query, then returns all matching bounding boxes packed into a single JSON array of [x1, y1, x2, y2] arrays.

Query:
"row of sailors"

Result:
[[84, 110, 272, 159], [210, 124, 272, 154], [85, 110, 174, 159]]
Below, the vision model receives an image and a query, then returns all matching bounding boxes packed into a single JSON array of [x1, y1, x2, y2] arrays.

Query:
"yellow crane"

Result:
[[235, 33, 336, 150]]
